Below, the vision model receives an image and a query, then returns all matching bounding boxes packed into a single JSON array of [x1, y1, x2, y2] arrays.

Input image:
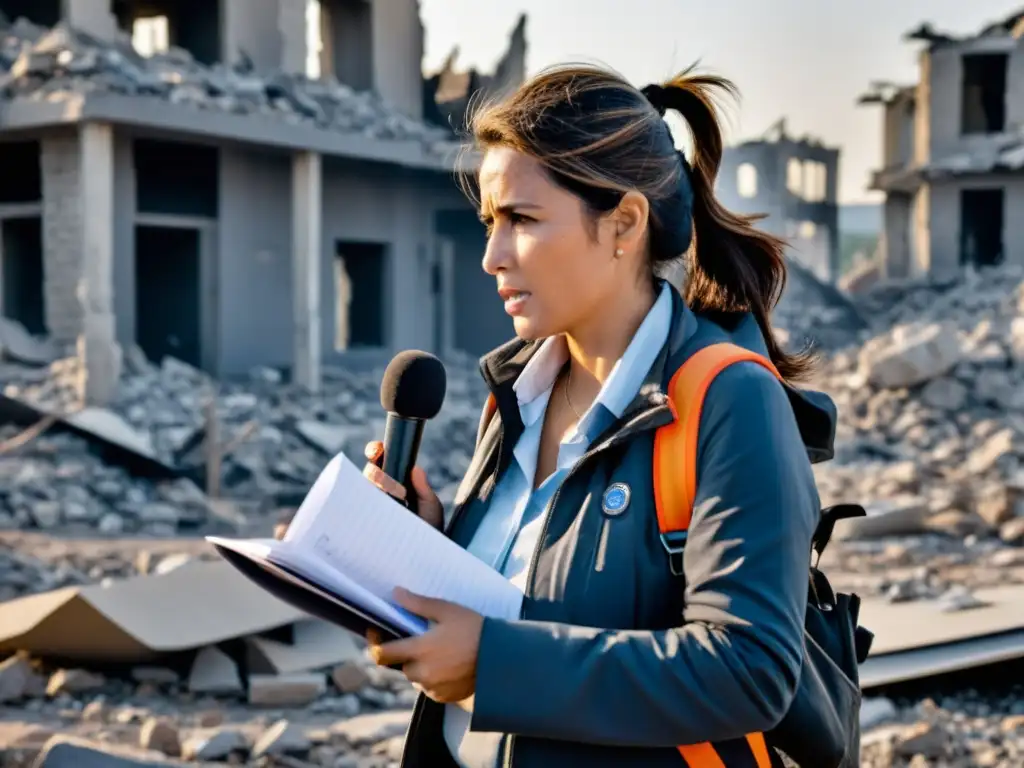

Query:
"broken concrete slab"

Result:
[[0, 318, 59, 367], [329, 709, 413, 747], [0, 394, 177, 478], [0, 560, 304, 661], [245, 618, 364, 675], [295, 420, 370, 456], [186, 646, 243, 695], [248, 672, 326, 707], [33, 734, 189, 767]]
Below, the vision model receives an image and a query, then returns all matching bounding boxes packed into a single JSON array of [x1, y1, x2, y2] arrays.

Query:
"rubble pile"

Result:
[[859, 692, 1024, 768], [0, 642, 424, 768], [0, 16, 456, 150], [811, 264, 1024, 600], [773, 254, 869, 351], [0, 344, 489, 539]]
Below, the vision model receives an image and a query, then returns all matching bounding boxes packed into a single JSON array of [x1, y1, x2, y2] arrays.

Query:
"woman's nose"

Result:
[[481, 231, 513, 276]]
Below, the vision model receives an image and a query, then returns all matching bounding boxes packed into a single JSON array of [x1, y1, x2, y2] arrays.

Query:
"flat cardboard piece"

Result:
[[245, 618, 364, 675], [858, 584, 1024, 688], [859, 585, 1024, 655], [0, 560, 305, 662]]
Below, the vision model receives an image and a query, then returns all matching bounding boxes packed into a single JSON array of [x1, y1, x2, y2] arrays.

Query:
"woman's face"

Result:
[[477, 147, 636, 341]]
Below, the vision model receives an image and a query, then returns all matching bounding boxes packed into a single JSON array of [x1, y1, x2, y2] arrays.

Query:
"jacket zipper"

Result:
[[501, 401, 672, 767]]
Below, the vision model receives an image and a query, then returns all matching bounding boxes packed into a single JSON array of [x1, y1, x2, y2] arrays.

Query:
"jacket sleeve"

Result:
[[468, 362, 821, 747]]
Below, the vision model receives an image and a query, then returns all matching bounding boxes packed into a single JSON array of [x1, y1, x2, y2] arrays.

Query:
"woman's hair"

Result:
[[461, 63, 814, 381]]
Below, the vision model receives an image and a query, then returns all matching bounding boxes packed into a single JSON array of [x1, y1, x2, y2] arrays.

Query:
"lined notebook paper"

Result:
[[208, 453, 524, 638]]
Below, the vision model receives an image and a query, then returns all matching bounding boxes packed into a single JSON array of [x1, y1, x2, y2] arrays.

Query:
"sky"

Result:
[[418, 0, 1024, 205]]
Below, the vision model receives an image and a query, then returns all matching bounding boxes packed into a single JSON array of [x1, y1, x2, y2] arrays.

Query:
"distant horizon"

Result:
[[419, 0, 1024, 205]]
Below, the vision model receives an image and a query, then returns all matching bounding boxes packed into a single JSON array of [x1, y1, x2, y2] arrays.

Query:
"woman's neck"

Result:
[[564, 280, 658, 390]]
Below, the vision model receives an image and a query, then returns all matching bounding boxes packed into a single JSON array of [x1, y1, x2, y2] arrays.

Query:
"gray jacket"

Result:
[[399, 286, 836, 767]]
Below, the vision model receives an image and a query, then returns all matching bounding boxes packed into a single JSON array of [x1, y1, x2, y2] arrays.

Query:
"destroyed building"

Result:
[[716, 118, 841, 283], [422, 13, 526, 135], [0, 0, 523, 406], [860, 9, 1024, 280]]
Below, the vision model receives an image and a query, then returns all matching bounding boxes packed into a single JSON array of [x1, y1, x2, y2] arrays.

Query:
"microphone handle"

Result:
[[381, 414, 426, 514]]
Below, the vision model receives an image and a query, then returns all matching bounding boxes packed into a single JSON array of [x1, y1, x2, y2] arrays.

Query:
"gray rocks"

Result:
[[0, 18, 456, 152], [860, 691, 1024, 768], [802, 265, 1024, 606], [0, 339, 489, 550], [861, 322, 962, 389]]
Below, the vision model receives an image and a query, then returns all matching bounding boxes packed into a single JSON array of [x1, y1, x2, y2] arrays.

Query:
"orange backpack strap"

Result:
[[654, 342, 783, 560], [653, 342, 783, 768]]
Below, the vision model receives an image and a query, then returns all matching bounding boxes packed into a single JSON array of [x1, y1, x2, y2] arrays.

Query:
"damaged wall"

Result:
[[868, 14, 1024, 280], [717, 130, 840, 282]]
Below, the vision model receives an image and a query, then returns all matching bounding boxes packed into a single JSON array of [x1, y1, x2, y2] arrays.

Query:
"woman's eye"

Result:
[[509, 212, 530, 226]]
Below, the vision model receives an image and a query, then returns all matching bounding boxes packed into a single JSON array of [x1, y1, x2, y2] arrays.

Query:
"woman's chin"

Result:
[[512, 315, 546, 341]]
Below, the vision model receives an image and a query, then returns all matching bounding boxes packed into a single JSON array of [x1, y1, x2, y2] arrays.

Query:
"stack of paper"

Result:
[[208, 453, 524, 641]]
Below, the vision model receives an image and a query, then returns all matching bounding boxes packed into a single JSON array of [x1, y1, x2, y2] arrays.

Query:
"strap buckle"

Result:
[[660, 530, 688, 576]]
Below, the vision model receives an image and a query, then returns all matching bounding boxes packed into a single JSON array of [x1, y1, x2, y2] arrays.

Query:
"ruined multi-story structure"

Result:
[[0, 0, 525, 404], [861, 10, 1024, 280], [716, 119, 841, 283]]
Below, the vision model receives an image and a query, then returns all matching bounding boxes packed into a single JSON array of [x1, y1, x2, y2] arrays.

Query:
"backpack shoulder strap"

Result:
[[653, 342, 782, 570], [654, 342, 785, 768]]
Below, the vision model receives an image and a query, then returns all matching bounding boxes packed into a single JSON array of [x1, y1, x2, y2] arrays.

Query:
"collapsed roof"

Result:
[[0, 16, 460, 163]]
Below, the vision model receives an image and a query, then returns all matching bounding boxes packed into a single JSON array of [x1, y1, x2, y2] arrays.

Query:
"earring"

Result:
[[615, 248, 624, 257]]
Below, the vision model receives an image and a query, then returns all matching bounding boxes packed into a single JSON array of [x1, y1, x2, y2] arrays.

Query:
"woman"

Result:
[[362, 64, 836, 768]]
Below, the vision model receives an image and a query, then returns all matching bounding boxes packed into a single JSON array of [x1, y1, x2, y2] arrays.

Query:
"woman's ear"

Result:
[[612, 190, 650, 258]]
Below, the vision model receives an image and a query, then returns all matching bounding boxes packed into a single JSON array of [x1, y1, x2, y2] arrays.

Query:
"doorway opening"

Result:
[[135, 225, 203, 367], [1, 217, 45, 336], [334, 241, 387, 350], [959, 188, 1004, 267]]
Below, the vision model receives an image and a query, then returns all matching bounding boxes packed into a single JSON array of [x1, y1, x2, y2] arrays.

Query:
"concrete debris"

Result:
[[0, 335, 488, 550], [773, 255, 868, 351], [860, 692, 1024, 768], [925, 135, 1024, 177], [813, 264, 1024, 606], [0, 18, 455, 149], [0, 639, 421, 768]]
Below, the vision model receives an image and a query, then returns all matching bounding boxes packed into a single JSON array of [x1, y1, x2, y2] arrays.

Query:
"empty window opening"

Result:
[[114, 0, 221, 65], [319, 0, 373, 90], [961, 54, 1007, 135], [135, 226, 203, 367], [335, 241, 387, 349], [134, 139, 218, 218], [1, 217, 45, 336], [0, 0, 60, 27], [786, 158, 804, 197], [960, 189, 1004, 267], [0, 141, 41, 204], [132, 15, 169, 57], [737, 163, 758, 198], [802, 160, 828, 203]]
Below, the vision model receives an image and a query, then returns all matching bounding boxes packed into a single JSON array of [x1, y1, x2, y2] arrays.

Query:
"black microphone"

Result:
[[378, 350, 447, 511]]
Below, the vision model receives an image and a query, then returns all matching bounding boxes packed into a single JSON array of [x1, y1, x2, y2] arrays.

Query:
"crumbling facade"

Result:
[[861, 10, 1024, 280], [716, 119, 841, 283], [0, 0, 517, 404]]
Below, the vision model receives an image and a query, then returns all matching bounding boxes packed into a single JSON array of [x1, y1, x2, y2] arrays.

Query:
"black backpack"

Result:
[[655, 342, 872, 767]]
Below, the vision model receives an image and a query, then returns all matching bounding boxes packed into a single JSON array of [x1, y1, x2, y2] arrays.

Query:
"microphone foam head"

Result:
[[380, 350, 447, 419]]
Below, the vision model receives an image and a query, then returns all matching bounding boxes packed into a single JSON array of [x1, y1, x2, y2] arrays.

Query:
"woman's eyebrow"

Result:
[[490, 202, 543, 215]]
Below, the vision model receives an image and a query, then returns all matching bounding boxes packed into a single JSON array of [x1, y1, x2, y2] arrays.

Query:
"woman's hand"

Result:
[[368, 588, 483, 704], [362, 440, 444, 530]]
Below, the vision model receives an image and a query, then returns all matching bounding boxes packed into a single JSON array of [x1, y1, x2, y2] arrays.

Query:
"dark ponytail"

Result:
[[645, 70, 815, 381]]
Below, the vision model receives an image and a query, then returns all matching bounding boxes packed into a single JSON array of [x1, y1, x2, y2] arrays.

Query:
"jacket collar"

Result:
[[478, 281, 697, 431]]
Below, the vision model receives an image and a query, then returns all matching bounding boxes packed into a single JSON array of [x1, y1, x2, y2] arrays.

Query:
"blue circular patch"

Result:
[[602, 483, 631, 516]]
